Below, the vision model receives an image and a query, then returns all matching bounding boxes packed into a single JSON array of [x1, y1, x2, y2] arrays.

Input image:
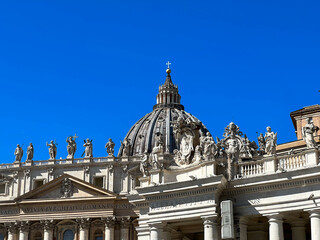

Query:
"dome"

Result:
[[118, 65, 210, 157]]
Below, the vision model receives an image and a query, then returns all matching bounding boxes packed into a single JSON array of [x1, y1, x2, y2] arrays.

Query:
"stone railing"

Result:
[[239, 160, 265, 177], [0, 157, 119, 169], [238, 149, 319, 178], [277, 152, 307, 171]]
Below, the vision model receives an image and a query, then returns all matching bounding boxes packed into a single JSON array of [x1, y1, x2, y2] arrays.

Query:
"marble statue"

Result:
[[26, 143, 34, 161], [14, 144, 23, 162], [264, 127, 277, 155], [121, 138, 131, 157], [240, 135, 252, 159], [151, 133, 164, 169], [82, 139, 93, 158], [202, 132, 217, 160], [105, 138, 115, 156], [302, 118, 319, 149], [140, 152, 150, 177], [258, 133, 266, 154], [46, 140, 57, 160], [66, 135, 77, 159]]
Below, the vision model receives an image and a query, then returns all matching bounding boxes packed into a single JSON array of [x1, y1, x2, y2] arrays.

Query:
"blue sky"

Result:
[[0, 1, 319, 163]]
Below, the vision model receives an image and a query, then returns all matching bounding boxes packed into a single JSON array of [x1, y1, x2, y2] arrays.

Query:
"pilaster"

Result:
[[102, 216, 116, 240], [77, 218, 91, 240], [202, 216, 219, 240], [119, 217, 130, 240]]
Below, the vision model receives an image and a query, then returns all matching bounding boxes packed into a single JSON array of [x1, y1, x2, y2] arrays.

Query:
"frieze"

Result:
[[223, 177, 320, 196], [146, 187, 216, 202], [0, 203, 134, 215], [150, 194, 215, 212]]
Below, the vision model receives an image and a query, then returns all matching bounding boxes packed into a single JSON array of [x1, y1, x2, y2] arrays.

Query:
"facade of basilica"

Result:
[[0, 66, 320, 240]]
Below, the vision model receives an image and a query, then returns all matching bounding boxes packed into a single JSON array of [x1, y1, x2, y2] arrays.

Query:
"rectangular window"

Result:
[[93, 176, 104, 188], [0, 183, 5, 194], [34, 179, 44, 189]]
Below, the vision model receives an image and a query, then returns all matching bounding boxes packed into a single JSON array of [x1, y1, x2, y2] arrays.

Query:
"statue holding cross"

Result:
[[66, 134, 78, 159]]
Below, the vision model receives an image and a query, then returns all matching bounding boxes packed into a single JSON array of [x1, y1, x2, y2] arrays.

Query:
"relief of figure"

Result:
[[121, 138, 131, 157], [26, 143, 34, 161], [257, 133, 266, 154], [180, 132, 194, 163], [66, 135, 78, 159], [82, 139, 93, 158], [302, 118, 319, 149], [14, 144, 23, 162], [61, 178, 73, 198], [264, 127, 277, 155], [105, 138, 115, 156], [46, 140, 57, 160], [202, 132, 217, 161], [140, 152, 150, 177]]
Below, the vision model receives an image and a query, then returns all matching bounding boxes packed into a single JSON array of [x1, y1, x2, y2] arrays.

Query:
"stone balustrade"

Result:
[[238, 149, 319, 178]]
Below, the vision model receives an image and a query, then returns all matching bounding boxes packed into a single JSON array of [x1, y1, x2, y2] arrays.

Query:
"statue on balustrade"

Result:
[[82, 138, 93, 158], [105, 138, 115, 156], [26, 143, 34, 161], [302, 117, 319, 149], [257, 133, 266, 155], [46, 140, 57, 160], [264, 126, 277, 155], [151, 133, 164, 169], [140, 152, 150, 177], [201, 132, 217, 161], [14, 144, 23, 162], [121, 137, 131, 157], [66, 134, 78, 159]]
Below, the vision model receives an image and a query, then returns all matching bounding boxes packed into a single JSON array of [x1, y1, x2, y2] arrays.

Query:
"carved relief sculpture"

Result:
[[61, 178, 73, 198], [46, 140, 57, 160], [302, 117, 319, 149], [264, 126, 277, 155]]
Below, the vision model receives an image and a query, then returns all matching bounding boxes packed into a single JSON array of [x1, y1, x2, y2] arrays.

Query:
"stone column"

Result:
[[202, 216, 219, 240], [18, 221, 29, 240], [42, 220, 55, 240], [119, 217, 130, 240], [309, 211, 320, 240], [268, 215, 284, 240], [291, 219, 306, 240], [77, 218, 91, 240], [6, 223, 17, 240], [149, 223, 164, 240], [102, 216, 115, 240]]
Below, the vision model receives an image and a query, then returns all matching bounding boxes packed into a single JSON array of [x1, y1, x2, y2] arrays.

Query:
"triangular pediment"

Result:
[[16, 174, 117, 201]]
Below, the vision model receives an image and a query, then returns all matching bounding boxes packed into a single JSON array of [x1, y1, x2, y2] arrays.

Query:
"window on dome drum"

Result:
[[0, 183, 5, 194], [33, 179, 45, 189], [94, 229, 103, 240], [0, 233, 4, 240], [93, 176, 104, 188], [63, 229, 74, 240]]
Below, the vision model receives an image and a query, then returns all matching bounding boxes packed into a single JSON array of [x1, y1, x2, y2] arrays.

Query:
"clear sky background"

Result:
[[0, 1, 319, 163]]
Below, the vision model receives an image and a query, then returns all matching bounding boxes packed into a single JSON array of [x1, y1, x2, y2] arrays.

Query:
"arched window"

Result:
[[34, 232, 42, 240], [94, 229, 103, 240], [63, 230, 74, 240], [0, 233, 4, 240]]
